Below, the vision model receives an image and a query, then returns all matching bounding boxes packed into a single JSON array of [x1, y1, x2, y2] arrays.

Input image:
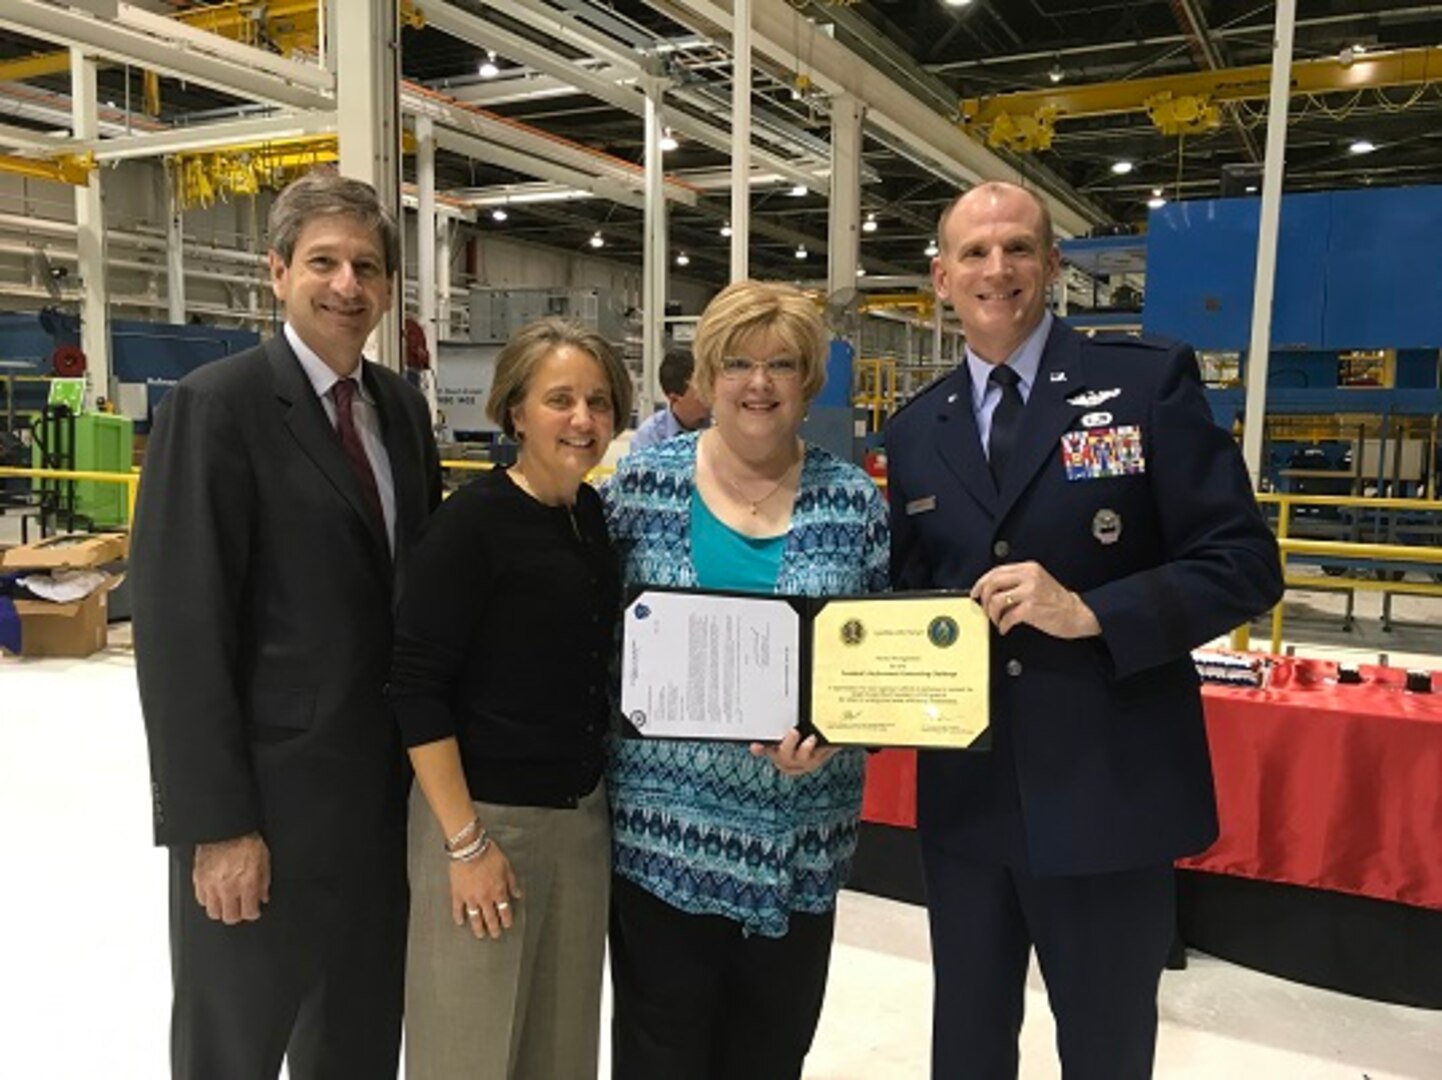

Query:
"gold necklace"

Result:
[[708, 436, 799, 515]]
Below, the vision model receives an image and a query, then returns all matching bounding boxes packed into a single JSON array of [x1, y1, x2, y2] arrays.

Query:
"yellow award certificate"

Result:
[[809, 595, 989, 749]]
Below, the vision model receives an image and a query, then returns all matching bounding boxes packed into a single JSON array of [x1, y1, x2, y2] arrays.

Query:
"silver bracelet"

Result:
[[447, 829, 491, 863], [443, 816, 480, 852]]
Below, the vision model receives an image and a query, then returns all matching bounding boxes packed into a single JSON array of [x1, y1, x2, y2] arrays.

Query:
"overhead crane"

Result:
[[0, 0, 424, 189], [961, 45, 1442, 152]]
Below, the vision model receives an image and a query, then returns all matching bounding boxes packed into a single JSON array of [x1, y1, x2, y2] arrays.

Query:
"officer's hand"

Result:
[[193, 832, 271, 924], [971, 561, 1101, 640]]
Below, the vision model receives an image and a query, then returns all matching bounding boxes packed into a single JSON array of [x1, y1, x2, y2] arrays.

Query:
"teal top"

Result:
[[690, 487, 786, 592]]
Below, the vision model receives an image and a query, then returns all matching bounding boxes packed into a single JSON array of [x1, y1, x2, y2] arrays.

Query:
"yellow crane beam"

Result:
[[0, 151, 94, 186], [0, 2, 424, 98], [0, 2, 425, 190], [174, 131, 417, 208], [961, 45, 1442, 151]]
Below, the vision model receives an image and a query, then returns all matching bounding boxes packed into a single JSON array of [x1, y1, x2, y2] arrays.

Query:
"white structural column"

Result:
[[641, 81, 668, 420], [827, 94, 863, 296], [166, 165, 185, 324], [337, 0, 402, 370], [729, 0, 753, 281], [71, 48, 110, 409], [414, 115, 439, 416], [1241, 0, 1297, 486], [437, 220, 453, 341]]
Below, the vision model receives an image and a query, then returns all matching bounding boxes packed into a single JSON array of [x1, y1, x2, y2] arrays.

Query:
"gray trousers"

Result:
[[404, 783, 610, 1080]]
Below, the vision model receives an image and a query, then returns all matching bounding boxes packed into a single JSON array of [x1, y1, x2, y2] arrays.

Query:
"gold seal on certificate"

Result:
[[810, 596, 989, 749]]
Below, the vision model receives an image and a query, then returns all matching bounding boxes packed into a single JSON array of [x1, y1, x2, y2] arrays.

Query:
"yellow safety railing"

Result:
[[0, 466, 140, 524], [1255, 491, 1442, 653], [440, 459, 616, 485]]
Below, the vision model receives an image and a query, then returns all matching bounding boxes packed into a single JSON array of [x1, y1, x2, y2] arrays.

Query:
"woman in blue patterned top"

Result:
[[602, 280, 889, 1079]]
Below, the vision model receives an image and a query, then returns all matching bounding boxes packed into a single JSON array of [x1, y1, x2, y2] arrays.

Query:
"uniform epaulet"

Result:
[[1086, 331, 1176, 350], [888, 368, 956, 423]]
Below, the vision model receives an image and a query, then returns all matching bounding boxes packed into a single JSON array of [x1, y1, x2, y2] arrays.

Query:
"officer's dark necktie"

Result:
[[332, 377, 386, 532], [986, 363, 1024, 488]]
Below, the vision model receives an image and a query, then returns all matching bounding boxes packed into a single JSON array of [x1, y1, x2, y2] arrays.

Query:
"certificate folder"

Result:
[[619, 587, 989, 750]]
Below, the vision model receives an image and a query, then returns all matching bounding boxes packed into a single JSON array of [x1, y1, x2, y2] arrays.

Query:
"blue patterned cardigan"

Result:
[[601, 432, 890, 937]]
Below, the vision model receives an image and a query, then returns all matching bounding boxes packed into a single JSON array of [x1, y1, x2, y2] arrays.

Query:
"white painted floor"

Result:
[[4, 621, 1440, 1078]]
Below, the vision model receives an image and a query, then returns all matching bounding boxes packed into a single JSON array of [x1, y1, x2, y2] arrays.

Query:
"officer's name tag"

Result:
[[905, 495, 937, 515], [1060, 425, 1146, 481]]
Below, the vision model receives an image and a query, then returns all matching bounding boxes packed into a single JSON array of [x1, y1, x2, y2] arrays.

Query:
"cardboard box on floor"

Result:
[[1, 533, 129, 659]]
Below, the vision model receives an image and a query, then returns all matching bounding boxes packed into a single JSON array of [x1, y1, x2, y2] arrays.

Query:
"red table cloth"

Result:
[[859, 659, 1442, 910]]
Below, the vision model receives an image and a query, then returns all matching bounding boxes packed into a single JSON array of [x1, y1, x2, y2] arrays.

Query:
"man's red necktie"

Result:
[[332, 377, 385, 533]]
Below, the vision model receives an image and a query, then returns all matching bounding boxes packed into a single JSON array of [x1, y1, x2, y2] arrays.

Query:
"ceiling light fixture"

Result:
[[790, 184, 808, 197], [675, 252, 690, 266], [659, 128, 679, 152], [1048, 58, 1064, 84], [943, 0, 974, 8], [795, 245, 808, 260], [720, 222, 733, 238], [491, 207, 508, 222], [589, 231, 605, 249], [856, 266, 867, 277], [1349, 138, 1377, 155], [479, 51, 499, 79], [862, 212, 878, 233], [1147, 196, 1167, 210], [1245, 184, 1259, 194], [924, 239, 939, 257], [1111, 160, 1135, 175]]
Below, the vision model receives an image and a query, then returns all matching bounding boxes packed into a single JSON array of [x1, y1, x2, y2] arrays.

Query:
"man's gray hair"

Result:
[[267, 170, 401, 277]]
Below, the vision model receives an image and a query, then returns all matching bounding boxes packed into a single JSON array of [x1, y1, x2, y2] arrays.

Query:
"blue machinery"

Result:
[[1060, 185, 1442, 622], [1062, 185, 1442, 495]]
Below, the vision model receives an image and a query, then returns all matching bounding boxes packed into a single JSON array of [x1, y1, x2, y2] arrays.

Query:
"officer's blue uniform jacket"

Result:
[[885, 317, 1283, 876]]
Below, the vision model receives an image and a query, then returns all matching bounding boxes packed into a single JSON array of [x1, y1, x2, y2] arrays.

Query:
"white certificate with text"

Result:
[[620, 589, 799, 741]]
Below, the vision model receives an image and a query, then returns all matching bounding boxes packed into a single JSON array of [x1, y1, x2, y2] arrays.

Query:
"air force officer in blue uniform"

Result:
[[885, 182, 1282, 1078]]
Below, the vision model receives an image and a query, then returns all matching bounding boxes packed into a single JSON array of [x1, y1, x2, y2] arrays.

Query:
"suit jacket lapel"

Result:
[[996, 320, 1087, 518], [931, 366, 997, 515], [366, 363, 424, 565], [267, 336, 391, 568]]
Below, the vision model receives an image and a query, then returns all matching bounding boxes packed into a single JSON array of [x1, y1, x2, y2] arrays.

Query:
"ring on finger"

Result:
[[465, 905, 481, 918], [496, 900, 511, 912], [1004, 592, 1019, 608]]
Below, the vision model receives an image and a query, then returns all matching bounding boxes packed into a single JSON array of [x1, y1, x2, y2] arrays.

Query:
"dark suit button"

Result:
[[1005, 659, 1023, 677], [993, 540, 1010, 559]]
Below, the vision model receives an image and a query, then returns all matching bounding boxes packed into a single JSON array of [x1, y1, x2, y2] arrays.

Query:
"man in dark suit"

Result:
[[885, 181, 1282, 1078], [131, 171, 442, 1079]]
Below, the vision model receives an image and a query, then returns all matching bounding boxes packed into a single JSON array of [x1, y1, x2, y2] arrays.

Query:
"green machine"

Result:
[[31, 396, 134, 529]]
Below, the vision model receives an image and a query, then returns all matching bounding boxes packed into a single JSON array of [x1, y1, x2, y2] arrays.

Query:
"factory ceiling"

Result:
[[2, 1, 1441, 295]]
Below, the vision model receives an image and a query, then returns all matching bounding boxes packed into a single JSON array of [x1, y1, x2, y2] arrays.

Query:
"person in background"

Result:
[[886, 180, 1282, 1079], [629, 346, 710, 452], [602, 279, 889, 1079], [389, 317, 632, 1080], [131, 170, 442, 1080]]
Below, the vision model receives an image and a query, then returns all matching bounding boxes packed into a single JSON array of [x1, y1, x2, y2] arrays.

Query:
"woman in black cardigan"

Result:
[[389, 316, 632, 1080]]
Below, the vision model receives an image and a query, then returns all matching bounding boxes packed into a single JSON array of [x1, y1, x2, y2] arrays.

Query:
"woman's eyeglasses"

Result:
[[718, 357, 802, 380]]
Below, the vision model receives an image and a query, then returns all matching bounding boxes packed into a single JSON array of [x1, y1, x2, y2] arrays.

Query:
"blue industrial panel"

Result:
[[1395, 349, 1439, 389], [1323, 187, 1442, 349], [0, 311, 80, 372], [111, 320, 259, 382], [1143, 194, 1327, 349]]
